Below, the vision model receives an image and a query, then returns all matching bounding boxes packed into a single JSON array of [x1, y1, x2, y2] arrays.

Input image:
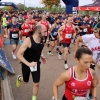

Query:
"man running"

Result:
[[58, 15, 75, 69], [7, 15, 21, 59], [48, 17, 61, 56], [16, 24, 47, 100]]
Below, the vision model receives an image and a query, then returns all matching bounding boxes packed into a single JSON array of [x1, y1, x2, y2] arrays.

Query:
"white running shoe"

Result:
[[64, 64, 69, 70], [12, 52, 16, 59], [58, 53, 62, 60], [47, 52, 53, 56]]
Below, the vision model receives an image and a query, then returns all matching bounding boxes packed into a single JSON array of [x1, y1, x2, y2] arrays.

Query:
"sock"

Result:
[[49, 50, 51, 53], [32, 96, 37, 100], [59, 52, 62, 55], [65, 61, 67, 64]]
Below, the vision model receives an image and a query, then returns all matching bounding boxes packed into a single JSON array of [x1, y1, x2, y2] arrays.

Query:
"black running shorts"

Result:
[[21, 62, 41, 83]]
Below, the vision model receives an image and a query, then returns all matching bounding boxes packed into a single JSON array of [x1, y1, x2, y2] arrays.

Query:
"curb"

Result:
[[1, 70, 14, 100]]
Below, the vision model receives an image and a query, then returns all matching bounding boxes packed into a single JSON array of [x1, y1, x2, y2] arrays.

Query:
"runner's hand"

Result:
[[28, 62, 37, 67], [41, 57, 47, 64]]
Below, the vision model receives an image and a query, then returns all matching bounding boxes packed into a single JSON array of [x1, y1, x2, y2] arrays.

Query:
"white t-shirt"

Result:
[[82, 34, 100, 62]]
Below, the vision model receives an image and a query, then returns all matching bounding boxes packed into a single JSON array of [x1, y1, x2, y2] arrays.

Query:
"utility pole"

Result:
[[24, 0, 25, 10]]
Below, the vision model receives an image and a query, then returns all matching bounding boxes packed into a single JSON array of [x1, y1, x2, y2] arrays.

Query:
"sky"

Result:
[[0, 0, 94, 7]]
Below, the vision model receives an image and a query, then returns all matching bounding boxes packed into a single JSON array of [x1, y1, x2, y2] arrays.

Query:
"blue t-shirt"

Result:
[[7, 23, 21, 40]]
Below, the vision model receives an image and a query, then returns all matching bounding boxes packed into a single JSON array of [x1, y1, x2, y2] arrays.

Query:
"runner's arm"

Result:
[[91, 70, 98, 99], [17, 38, 31, 66], [58, 26, 64, 41], [50, 24, 55, 38], [53, 70, 70, 99], [74, 36, 83, 54]]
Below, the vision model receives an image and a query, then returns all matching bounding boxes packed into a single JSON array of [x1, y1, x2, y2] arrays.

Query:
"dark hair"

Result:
[[55, 17, 60, 21], [11, 15, 17, 18], [66, 15, 72, 20], [75, 47, 92, 60]]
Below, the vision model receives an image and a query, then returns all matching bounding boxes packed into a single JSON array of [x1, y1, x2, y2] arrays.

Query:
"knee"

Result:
[[34, 83, 39, 87], [64, 50, 68, 55]]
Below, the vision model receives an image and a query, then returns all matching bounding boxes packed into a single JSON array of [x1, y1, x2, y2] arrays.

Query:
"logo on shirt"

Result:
[[71, 82, 75, 86], [87, 81, 91, 86]]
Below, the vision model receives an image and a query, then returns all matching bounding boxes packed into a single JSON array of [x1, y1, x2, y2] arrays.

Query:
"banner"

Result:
[[0, 49, 15, 74]]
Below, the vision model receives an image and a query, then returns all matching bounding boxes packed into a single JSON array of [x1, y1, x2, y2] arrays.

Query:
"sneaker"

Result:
[[12, 52, 16, 59], [47, 52, 53, 56], [64, 64, 69, 69], [58, 53, 62, 60], [16, 75, 22, 87]]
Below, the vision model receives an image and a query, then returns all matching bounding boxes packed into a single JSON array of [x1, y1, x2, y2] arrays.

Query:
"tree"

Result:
[[42, 0, 60, 9], [17, 3, 27, 11]]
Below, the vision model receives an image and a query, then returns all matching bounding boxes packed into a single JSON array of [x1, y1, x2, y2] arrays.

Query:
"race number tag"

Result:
[[65, 34, 72, 39], [74, 97, 88, 100], [30, 64, 37, 72], [12, 34, 18, 38], [83, 28, 87, 32], [53, 32, 57, 36], [24, 29, 29, 33]]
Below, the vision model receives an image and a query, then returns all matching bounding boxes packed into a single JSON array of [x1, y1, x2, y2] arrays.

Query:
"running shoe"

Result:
[[16, 75, 22, 87], [12, 52, 16, 59], [58, 53, 62, 60], [64, 64, 69, 70], [47, 52, 53, 56]]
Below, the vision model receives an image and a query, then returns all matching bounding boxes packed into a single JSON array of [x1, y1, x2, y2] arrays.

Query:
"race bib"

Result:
[[53, 32, 57, 36], [74, 97, 88, 100], [24, 29, 29, 33], [65, 34, 72, 39], [12, 34, 18, 38], [83, 28, 87, 32], [30, 64, 37, 72]]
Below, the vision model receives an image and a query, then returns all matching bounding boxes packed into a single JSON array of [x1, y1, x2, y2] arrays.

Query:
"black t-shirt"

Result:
[[23, 36, 44, 62], [7, 23, 21, 40]]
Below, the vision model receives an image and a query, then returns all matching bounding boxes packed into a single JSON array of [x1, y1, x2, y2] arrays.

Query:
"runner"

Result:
[[28, 14, 36, 35], [2, 13, 7, 38], [48, 17, 61, 56], [38, 14, 51, 44], [53, 47, 98, 100], [16, 24, 47, 100], [7, 15, 21, 59], [18, 13, 24, 26], [21, 18, 31, 40], [74, 23, 100, 70], [58, 15, 75, 69]]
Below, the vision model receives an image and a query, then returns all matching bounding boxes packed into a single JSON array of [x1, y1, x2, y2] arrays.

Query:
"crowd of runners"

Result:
[[0, 10, 100, 100]]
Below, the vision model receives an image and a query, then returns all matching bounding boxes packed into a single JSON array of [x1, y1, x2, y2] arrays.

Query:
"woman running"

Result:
[[21, 18, 31, 40], [53, 47, 98, 100]]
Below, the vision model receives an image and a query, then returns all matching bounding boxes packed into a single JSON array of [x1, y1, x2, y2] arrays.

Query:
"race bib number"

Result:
[[12, 34, 18, 38], [24, 29, 29, 33], [83, 28, 87, 32], [30, 64, 37, 72], [74, 97, 88, 100], [65, 34, 72, 39], [53, 32, 57, 36]]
